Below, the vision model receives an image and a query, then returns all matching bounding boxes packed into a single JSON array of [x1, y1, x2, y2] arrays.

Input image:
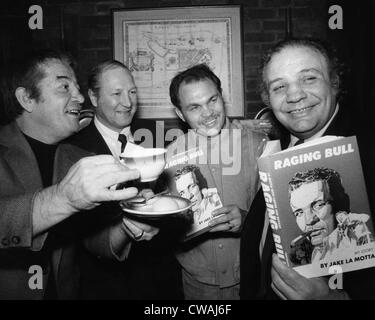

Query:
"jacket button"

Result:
[[1, 238, 9, 246], [11, 236, 20, 245]]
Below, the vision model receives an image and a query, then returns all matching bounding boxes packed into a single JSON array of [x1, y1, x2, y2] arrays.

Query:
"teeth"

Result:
[[204, 119, 216, 126], [66, 110, 80, 115], [290, 107, 311, 114]]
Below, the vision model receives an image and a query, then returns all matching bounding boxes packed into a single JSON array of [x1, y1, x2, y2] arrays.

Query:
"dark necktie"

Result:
[[294, 139, 305, 146], [118, 133, 127, 153]]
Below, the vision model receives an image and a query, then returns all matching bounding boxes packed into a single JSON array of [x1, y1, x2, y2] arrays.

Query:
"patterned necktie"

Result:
[[294, 139, 305, 146], [118, 133, 127, 154]]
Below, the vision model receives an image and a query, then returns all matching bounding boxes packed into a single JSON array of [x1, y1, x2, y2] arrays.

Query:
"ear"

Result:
[[88, 89, 98, 108], [15, 87, 34, 113], [175, 107, 186, 122]]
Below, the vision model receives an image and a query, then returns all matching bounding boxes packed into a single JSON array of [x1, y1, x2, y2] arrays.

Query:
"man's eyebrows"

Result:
[[56, 75, 71, 80], [267, 68, 324, 86], [268, 78, 283, 86], [299, 68, 324, 75]]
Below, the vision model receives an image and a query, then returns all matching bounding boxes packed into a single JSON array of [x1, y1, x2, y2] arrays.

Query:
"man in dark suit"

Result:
[[0, 51, 140, 299], [240, 38, 375, 300], [57, 60, 183, 299]]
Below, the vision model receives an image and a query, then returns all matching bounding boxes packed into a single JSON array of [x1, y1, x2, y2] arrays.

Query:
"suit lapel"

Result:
[[80, 122, 112, 155]]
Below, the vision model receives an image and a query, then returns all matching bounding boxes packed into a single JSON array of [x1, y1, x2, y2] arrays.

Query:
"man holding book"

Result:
[[240, 38, 375, 300], [166, 64, 266, 299]]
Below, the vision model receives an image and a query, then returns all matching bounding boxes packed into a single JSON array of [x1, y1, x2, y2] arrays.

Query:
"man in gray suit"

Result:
[[0, 50, 140, 299]]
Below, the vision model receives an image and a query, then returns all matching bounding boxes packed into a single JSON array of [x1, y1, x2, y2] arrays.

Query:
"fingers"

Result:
[[59, 155, 141, 211], [209, 205, 242, 233], [137, 188, 154, 200], [101, 186, 139, 202], [271, 282, 288, 300], [271, 254, 330, 300], [271, 255, 301, 300]]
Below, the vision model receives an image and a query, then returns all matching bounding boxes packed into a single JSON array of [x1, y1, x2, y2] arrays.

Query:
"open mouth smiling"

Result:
[[203, 117, 218, 127], [65, 108, 81, 116], [289, 105, 315, 114]]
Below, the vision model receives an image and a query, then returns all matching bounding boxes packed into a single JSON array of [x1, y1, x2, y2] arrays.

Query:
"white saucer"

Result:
[[120, 195, 192, 218]]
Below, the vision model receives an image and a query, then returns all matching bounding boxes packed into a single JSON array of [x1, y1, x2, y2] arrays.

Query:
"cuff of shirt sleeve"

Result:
[[109, 229, 132, 261]]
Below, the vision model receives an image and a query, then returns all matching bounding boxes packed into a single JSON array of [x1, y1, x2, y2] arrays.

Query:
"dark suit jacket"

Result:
[[240, 108, 375, 300], [56, 121, 183, 300], [0, 122, 79, 299]]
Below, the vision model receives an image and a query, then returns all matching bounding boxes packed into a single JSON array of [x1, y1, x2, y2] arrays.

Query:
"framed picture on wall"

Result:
[[112, 5, 244, 119]]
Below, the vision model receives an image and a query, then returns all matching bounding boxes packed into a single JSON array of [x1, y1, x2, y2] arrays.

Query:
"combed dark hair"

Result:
[[88, 60, 129, 96], [259, 38, 346, 106], [288, 167, 350, 213], [0, 49, 75, 125], [169, 64, 222, 110]]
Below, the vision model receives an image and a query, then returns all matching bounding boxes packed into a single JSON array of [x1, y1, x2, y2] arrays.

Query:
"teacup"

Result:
[[120, 148, 167, 182]]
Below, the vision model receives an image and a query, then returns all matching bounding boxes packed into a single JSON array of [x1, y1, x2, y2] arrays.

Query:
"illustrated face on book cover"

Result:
[[290, 179, 335, 247], [175, 170, 203, 212], [175, 78, 226, 137], [265, 45, 338, 139]]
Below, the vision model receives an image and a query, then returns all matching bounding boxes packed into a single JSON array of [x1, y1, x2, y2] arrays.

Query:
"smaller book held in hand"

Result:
[[258, 136, 375, 278]]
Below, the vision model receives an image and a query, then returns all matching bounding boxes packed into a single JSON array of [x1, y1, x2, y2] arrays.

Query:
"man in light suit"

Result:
[[0, 50, 140, 299]]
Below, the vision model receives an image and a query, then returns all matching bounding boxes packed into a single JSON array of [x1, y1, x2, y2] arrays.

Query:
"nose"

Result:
[[201, 104, 213, 117], [120, 92, 131, 107], [286, 82, 307, 104], [305, 210, 320, 226], [72, 86, 84, 104]]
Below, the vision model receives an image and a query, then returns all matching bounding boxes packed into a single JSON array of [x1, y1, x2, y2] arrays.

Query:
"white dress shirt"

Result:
[[94, 116, 134, 159]]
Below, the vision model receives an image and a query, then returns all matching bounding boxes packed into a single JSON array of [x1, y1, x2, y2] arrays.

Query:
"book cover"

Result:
[[258, 136, 375, 278], [165, 148, 223, 241]]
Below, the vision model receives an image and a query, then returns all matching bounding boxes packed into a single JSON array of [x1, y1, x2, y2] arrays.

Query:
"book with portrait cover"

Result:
[[164, 148, 224, 241], [258, 135, 375, 278]]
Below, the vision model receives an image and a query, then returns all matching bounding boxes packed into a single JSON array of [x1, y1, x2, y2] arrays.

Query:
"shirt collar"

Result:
[[290, 104, 339, 146], [94, 116, 132, 141]]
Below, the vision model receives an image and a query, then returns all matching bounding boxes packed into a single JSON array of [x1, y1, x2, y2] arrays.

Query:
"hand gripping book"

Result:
[[257, 136, 375, 278]]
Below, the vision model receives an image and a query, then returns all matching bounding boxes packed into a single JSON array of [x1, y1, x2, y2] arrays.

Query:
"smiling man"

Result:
[[0, 51, 140, 299], [262, 42, 339, 144], [55, 60, 182, 300], [241, 38, 375, 300], [166, 64, 266, 300]]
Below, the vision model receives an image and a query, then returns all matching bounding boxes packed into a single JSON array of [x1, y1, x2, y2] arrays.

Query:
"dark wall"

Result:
[[325, 0, 375, 209]]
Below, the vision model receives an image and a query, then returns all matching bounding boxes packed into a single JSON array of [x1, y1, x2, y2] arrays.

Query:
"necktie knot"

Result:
[[118, 134, 127, 153]]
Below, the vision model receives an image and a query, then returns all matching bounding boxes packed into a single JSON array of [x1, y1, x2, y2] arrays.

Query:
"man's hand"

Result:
[[122, 217, 159, 241], [208, 205, 244, 233], [33, 155, 140, 236], [57, 155, 140, 212], [232, 119, 273, 135], [271, 254, 349, 300]]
